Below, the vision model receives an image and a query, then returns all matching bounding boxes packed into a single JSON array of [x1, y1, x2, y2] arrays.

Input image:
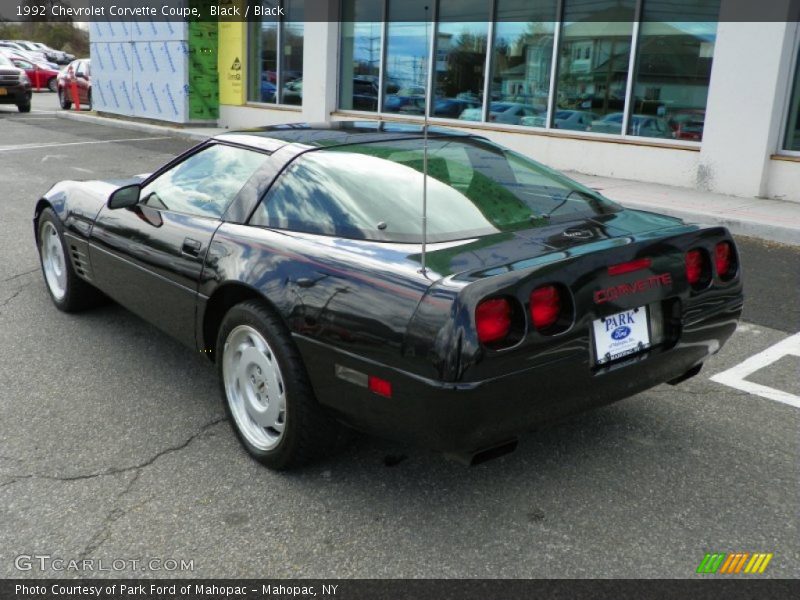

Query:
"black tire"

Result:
[[47, 77, 57, 93], [36, 208, 104, 312], [17, 102, 31, 113], [58, 88, 71, 110], [86, 90, 92, 111], [217, 300, 346, 469]]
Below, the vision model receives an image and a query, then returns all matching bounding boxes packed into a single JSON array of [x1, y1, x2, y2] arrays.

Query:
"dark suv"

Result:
[[0, 54, 31, 112]]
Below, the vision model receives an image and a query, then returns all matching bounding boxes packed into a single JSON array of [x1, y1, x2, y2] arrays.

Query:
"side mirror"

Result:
[[108, 184, 141, 209]]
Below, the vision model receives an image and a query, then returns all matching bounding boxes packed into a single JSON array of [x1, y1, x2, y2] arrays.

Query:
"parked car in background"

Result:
[[460, 102, 539, 125], [57, 59, 91, 110], [669, 110, 706, 142], [0, 54, 32, 112], [384, 93, 425, 113], [0, 41, 53, 67], [0, 46, 59, 71], [7, 56, 59, 91], [19, 41, 74, 65], [282, 78, 302, 105], [432, 98, 480, 118], [591, 113, 673, 138], [521, 110, 599, 131]]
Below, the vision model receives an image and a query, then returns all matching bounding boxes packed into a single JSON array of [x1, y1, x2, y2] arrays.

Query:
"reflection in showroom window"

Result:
[[339, 0, 382, 112], [247, 0, 304, 105], [555, 1, 636, 134], [383, 0, 430, 115], [628, 0, 720, 141], [490, 0, 557, 129], [432, 0, 489, 122]]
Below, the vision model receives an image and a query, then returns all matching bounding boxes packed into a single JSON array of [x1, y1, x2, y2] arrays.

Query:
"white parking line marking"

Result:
[[0, 137, 172, 152], [711, 332, 800, 408]]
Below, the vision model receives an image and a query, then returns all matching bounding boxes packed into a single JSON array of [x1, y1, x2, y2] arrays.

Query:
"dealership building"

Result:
[[90, 0, 800, 203]]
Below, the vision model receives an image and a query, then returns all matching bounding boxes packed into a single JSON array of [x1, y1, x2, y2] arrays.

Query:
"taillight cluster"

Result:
[[530, 285, 561, 330], [475, 298, 512, 344], [476, 284, 568, 347], [685, 241, 736, 288]]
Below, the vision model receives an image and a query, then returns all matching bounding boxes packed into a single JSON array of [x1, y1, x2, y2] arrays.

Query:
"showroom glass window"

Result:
[[247, 0, 304, 105], [554, 0, 636, 134], [431, 1, 489, 121], [382, 0, 431, 115], [784, 46, 800, 151], [339, 0, 382, 112], [490, 0, 557, 128], [629, 0, 720, 140]]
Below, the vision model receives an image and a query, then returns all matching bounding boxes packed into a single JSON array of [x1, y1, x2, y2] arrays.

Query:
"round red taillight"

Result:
[[715, 242, 733, 278], [685, 249, 704, 286], [475, 298, 512, 344], [530, 285, 561, 330]]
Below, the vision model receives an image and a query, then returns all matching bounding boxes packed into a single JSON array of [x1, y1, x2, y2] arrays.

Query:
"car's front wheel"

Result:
[[217, 301, 346, 469], [37, 208, 103, 311], [58, 88, 71, 109], [47, 77, 57, 92]]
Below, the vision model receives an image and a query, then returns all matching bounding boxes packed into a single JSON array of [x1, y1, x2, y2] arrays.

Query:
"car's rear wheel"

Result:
[[37, 208, 103, 312], [217, 300, 346, 469], [17, 102, 31, 113], [86, 90, 92, 111], [58, 88, 71, 109]]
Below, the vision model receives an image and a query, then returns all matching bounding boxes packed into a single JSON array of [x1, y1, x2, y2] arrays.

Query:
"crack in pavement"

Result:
[[1, 417, 226, 487], [0, 284, 30, 310], [1, 267, 39, 283], [78, 470, 152, 560]]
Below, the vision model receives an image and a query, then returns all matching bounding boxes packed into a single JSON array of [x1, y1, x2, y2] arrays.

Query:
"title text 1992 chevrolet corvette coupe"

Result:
[[34, 122, 743, 469]]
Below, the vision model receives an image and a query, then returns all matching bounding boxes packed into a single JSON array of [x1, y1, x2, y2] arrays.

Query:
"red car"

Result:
[[7, 55, 59, 92], [57, 58, 91, 110]]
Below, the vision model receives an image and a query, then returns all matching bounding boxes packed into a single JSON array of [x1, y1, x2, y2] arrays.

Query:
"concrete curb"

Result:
[[55, 110, 220, 142], [612, 200, 800, 247]]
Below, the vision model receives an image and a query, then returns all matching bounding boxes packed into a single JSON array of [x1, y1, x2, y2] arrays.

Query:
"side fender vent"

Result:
[[69, 245, 93, 282]]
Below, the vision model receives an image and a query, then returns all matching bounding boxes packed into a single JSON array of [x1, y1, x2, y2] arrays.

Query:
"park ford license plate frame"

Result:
[[592, 306, 651, 365]]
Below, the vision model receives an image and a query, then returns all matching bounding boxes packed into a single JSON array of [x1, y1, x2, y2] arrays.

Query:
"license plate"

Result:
[[593, 306, 651, 365], [0, 88, 7, 96]]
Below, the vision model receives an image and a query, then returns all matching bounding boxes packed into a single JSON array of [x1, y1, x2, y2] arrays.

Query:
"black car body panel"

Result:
[[34, 122, 743, 453]]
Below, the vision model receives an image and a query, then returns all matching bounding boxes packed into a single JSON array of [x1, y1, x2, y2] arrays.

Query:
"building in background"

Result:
[[90, 0, 800, 203]]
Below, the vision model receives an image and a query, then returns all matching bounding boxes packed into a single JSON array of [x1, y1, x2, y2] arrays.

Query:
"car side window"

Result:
[[139, 144, 270, 218]]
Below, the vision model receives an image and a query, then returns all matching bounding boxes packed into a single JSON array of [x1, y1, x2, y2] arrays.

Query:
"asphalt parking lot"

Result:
[[1, 94, 798, 579]]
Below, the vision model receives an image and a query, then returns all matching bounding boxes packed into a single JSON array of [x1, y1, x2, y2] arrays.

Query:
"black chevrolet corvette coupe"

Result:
[[34, 122, 743, 468]]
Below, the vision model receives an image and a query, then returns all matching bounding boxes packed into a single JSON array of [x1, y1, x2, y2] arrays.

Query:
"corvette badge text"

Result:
[[594, 273, 673, 304]]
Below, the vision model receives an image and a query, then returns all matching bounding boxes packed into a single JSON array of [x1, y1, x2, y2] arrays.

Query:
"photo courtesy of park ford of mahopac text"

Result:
[[1, 0, 800, 598]]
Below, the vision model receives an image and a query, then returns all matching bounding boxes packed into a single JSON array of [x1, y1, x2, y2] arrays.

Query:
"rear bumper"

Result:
[[298, 298, 742, 453]]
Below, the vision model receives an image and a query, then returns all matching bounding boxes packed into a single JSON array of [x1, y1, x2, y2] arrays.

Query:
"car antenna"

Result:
[[420, 4, 431, 276]]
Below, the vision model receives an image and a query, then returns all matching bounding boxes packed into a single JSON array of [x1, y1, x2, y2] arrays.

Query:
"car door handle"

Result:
[[182, 237, 202, 257]]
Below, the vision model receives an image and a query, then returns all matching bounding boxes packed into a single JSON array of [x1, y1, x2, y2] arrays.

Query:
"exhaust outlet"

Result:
[[445, 439, 518, 466]]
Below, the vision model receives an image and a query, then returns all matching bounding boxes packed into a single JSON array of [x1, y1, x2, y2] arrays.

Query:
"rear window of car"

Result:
[[250, 137, 618, 243]]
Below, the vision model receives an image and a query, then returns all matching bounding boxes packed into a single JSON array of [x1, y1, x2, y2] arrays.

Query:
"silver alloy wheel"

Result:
[[222, 325, 287, 450], [40, 221, 67, 301]]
